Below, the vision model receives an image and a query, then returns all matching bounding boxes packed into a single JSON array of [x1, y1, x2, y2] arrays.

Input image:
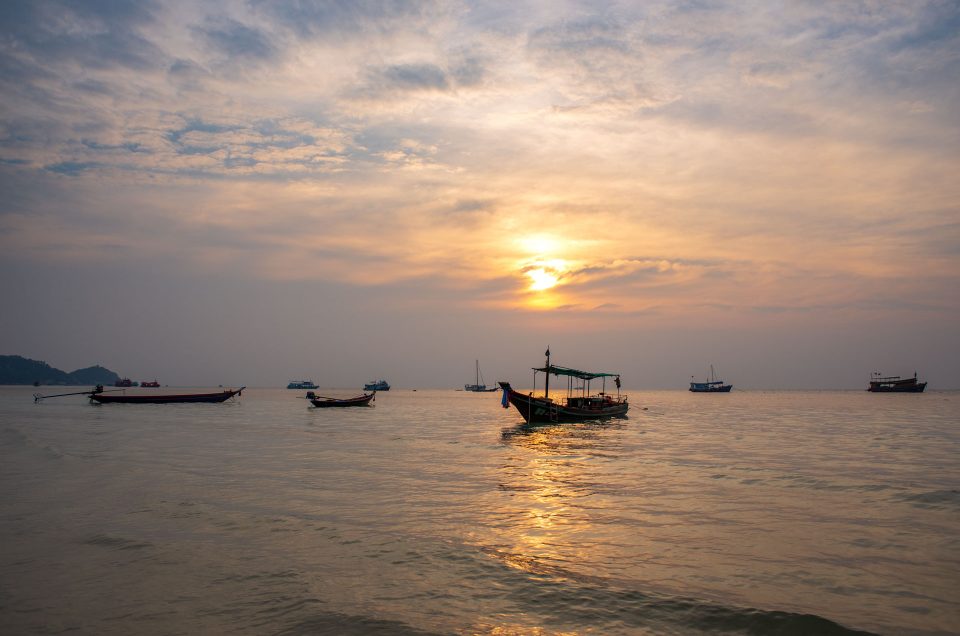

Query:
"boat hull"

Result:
[[690, 385, 732, 392], [499, 382, 628, 424], [90, 388, 243, 404], [868, 383, 926, 393], [309, 393, 374, 407]]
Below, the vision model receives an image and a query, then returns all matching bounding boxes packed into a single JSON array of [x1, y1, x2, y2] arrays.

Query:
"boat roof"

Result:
[[533, 364, 620, 380]]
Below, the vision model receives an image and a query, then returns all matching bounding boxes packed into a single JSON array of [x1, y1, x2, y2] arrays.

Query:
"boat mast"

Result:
[[544, 347, 550, 400], [476, 359, 480, 386]]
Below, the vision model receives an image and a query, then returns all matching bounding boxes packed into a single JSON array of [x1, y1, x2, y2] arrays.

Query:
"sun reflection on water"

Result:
[[488, 423, 627, 581]]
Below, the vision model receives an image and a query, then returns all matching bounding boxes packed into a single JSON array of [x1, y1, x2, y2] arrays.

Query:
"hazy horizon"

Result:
[[2, 1, 958, 390]]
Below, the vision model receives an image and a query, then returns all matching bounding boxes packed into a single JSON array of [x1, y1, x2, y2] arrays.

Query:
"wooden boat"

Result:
[[464, 360, 498, 392], [306, 391, 375, 407], [89, 386, 244, 404], [689, 365, 732, 392], [867, 372, 926, 393], [499, 348, 628, 424]]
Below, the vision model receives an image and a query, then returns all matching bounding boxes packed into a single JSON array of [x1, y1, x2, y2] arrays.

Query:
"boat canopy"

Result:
[[533, 364, 620, 380]]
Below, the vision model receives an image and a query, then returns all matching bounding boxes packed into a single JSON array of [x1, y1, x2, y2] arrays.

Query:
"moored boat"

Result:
[[499, 348, 628, 424], [689, 365, 732, 392], [115, 378, 136, 387], [287, 380, 319, 389], [306, 391, 375, 407], [89, 385, 244, 404], [464, 360, 498, 392], [867, 372, 926, 393], [140, 380, 160, 388], [364, 379, 390, 391]]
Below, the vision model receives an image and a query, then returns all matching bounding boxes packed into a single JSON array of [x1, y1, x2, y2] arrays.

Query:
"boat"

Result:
[[689, 365, 732, 392], [464, 360, 498, 392], [114, 378, 136, 387], [305, 391, 375, 407], [287, 380, 319, 389], [364, 379, 390, 391], [89, 385, 244, 404], [140, 380, 160, 388], [867, 372, 926, 393], [499, 348, 628, 424]]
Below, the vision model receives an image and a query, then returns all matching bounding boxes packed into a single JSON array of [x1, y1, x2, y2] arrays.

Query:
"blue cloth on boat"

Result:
[[501, 387, 509, 409]]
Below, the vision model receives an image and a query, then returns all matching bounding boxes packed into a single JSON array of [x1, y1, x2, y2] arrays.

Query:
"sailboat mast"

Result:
[[476, 359, 479, 385]]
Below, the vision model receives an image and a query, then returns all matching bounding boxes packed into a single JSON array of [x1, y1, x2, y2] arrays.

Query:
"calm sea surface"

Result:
[[1, 387, 958, 635]]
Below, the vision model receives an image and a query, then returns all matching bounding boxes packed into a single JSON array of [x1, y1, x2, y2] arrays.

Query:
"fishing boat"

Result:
[[464, 360, 498, 392], [287, 380, 319, 389], [499, 348, 628, 424], [305, 391, 375, 407], [89, 385, 244, 404], [364, 379, 390, 391], [140, 380, 160, 388], [867, 372, 926, 393], [689, 365, 732, 392]]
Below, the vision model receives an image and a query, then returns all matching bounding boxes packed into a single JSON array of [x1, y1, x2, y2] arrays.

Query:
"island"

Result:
[[0, 355, 120, 386]]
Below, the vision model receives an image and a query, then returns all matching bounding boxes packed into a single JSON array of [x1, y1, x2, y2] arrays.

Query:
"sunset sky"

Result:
[[2, 0, 958, 389]]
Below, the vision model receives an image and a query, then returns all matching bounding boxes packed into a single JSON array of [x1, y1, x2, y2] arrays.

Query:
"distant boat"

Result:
[[867, 372, 926, 393], [499, 348, 628, 424], [464, 360, 498, 392], [287, 380, 319, 389], [89, 385, 244, 404], [306, 391, 375, 408], [114, 378, 136, 387], [690, 365, 732, 392], [364, 379, 390, 391], [140, 380, 160, 388]]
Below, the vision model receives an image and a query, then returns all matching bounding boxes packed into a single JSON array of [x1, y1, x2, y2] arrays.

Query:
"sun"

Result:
[[527, 267, 559, 291]]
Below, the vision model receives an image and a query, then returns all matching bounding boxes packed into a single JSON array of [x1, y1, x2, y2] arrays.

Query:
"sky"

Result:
[[1, 0, 958, 389]]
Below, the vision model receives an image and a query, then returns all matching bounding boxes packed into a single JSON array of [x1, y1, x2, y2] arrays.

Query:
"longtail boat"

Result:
[[89, 385, 244, 404], [867, 372, 926, 393], [306, 391, 375, 407], [499, 348, 628, 424]]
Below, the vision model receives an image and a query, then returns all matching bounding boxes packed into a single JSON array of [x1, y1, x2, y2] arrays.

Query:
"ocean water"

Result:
[[1, 386, 958, 635]]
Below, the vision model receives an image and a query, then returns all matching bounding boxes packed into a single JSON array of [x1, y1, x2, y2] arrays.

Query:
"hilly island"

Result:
[[1, 355, 119, 386]]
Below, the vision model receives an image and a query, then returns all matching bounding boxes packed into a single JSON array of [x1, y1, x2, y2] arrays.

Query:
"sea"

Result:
[[1, 386, 958, 635]]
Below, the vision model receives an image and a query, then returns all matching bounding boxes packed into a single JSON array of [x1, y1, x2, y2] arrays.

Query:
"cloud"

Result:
[[250, 0, 447, 39], [194, 17, 278, 62]]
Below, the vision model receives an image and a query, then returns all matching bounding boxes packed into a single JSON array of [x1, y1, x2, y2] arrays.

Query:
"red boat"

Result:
[[499, 349, 628, 424], [89, 386, 244, 404], [306, 391, 375, 407]]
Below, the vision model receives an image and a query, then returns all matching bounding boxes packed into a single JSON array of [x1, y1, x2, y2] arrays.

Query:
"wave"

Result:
[[474, 545, 877, 635]]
